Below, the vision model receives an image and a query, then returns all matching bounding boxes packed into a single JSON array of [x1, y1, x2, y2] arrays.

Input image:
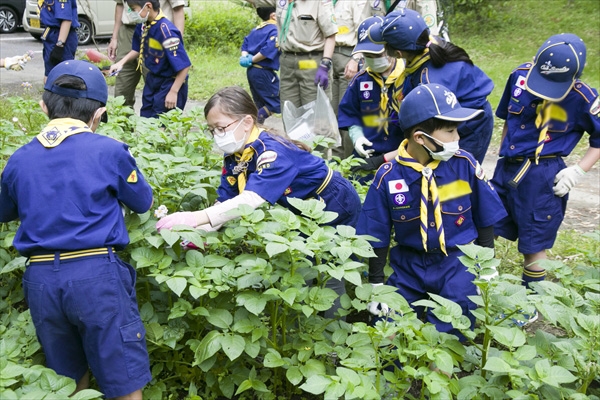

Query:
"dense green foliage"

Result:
[[1, 98, 599, 399]]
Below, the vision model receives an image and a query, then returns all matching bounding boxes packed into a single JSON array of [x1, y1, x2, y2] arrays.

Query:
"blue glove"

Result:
[[239, 54, 253, 68], [314, 58, 332, 89]]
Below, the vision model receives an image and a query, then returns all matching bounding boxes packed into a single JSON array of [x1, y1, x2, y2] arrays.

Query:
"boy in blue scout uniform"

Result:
[[157, 86, 362, 318], [338, 16, 405, 174], [357, 83, 506, 338], [38, 0, 79, 79], [239, 7, 281, 125], [368, 9, 494, 164], [109, 0, 191, 118], [0, 60, 154, 399], [492, 33, 600, 292]]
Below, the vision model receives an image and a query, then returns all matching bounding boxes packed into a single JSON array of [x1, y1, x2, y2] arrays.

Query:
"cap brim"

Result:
[[367, 23, 386, 44], [437, 107, 484, 122], [524, 67, 574, 102], [352, 42, 385, 55]]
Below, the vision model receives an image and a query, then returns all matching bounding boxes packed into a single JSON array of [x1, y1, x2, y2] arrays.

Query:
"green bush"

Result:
[[185, 1, 259, 54]]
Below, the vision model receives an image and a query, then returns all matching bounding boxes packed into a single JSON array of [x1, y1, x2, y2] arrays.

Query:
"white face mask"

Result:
[[128, 5, 149, 24], [214, 120, 246, 154], [420, 132, 459, 162], [365, 56, 391, 73]]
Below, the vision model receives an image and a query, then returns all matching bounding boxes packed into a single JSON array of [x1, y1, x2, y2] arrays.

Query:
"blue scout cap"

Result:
[[45, 60, 108, 105], [525, 33, 587, 102], [399, 83, 483, 131], [367, 9, 429, 51], [353, 16, 385, 55]]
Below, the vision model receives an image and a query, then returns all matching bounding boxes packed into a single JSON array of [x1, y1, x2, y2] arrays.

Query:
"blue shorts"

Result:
[[247, 66, 281, 114], [41, 27, 78, 76], [386, 246, 477, 339], [491, 157, 567, 254], [22, 250, 151, 398]]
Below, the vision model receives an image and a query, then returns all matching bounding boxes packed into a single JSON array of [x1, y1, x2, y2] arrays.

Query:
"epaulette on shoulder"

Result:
[[374, 161, 394, 190], [573, 81, 597, 104], [512, 62, 532, 74], [453, 150, 478, 169], [349, 69, 368, 87]]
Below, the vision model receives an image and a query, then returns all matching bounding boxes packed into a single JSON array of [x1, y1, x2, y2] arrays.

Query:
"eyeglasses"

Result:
[[207, 120, 239, 137]]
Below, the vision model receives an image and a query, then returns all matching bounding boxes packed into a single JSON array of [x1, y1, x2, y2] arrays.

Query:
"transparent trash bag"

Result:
[[282, 85, 341, 147]]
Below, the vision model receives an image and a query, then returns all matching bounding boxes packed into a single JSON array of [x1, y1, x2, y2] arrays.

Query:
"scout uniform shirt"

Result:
[[334, 0, 369, 48], [367, 0, 439, 34], [0, 119, 153, 256], [242, 19, 280, 70], [39, 0, 79, 28], [132, 12, 191, 77], [496, 62, 600, 159]]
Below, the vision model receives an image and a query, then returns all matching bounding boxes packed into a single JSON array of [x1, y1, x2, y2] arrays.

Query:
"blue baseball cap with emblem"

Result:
[[367, 9, 429, 52], [45, 60, 108, 105], [353, 16, 385, 55], [525, 33, 587, 102], [399, 83, 483, 131]]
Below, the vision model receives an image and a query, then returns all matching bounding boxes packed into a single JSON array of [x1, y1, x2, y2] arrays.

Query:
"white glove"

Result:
[[553, 165, 585, 197], [4, 56, 24, 71], [367, 283, 390, 316], [354, 136, 375, 158]]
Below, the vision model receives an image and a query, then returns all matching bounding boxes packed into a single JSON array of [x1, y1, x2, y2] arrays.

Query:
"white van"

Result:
[[23, 0, 190, 46]]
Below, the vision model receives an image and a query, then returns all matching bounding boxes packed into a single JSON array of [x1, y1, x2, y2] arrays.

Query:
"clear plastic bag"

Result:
[[282, 85, 341, 147]]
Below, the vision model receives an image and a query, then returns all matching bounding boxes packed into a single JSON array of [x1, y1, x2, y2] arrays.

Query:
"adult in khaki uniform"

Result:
[[107, 0, 185, 107], [249, 0, 338, 109], [330, 0, 368, 158], [368, 0, 439, 35]]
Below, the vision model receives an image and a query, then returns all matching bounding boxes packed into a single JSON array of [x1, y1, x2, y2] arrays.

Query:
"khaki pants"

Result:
[[115, 24, 142, 107], [279, 51, 332, 109]]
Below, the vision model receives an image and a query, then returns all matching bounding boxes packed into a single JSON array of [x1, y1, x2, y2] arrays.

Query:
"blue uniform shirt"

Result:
[[357, 148, 506, 251], [218, 131, 330, 207], [496, 63, 600, 158], [242, 20, 280, 71], [133, 14, 191, 78], [338, 62, 404, 156], [0, 119, 153, 256], [40, 0, 79, 28]]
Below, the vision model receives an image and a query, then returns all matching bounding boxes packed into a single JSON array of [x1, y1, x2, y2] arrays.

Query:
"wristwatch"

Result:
[[56, 40, 65, 47]]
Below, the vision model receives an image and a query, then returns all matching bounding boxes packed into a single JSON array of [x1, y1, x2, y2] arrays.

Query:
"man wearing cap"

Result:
[[39, 0, 78, 80], [0, 60, 154, 399], [357, 83, 506, 340], [246, 0, 338, 109], [491, 33, 600, 298], [107, 0, 185, 108], [338, 15, 405, 171]]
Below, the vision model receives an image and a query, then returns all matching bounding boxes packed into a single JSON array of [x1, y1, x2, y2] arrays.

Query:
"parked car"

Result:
[[0, 0, 25, 33], [23, 0, 191, 46]]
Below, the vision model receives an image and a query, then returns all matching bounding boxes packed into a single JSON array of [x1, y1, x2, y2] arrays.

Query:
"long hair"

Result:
[[204, 86, 311, 152], [404, 30, 474, 67]]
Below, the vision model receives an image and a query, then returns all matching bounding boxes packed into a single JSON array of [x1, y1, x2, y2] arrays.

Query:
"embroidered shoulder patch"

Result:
[[227, 176, 237, 186], [256, 150, 277, 168], [590, 96, 600, 116], [127, 170, 138, 183], [162, 37, 180, 50], [475, 162, 486, 180]]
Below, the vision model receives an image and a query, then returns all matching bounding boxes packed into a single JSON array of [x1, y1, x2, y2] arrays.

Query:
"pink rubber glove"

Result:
[[156, 212, 201, 231]]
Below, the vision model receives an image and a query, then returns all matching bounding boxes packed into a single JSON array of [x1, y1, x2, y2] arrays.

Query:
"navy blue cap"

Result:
[[399, 83, 483, 131], [45, 60, 108, 105], [367, 9, 429, 52], [353, 16, 385, 55], [525, 33, 587, 102]]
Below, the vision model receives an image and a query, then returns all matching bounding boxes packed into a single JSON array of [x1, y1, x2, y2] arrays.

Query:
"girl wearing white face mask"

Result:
[[357, 83, 507, 341], [157, 86, 362, 318], [338, 16, 405, 176]]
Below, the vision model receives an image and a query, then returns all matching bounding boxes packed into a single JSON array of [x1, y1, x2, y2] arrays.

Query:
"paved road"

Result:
[[1, 30, 598, 232]]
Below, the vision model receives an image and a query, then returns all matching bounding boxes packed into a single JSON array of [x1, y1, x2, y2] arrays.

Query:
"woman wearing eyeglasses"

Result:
[[156, 86, 361, 317]]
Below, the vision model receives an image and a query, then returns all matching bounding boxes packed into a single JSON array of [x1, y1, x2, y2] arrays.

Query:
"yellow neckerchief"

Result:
[[36, 118, 91, 148], [280, 0, 295, 44], [137, 11, 166, 71], [235, 126, 262, 193], [534, 100, 551, 164], [396, 139, 446, 255], [366, 58, 405, 135], [257, 19, 277, 29], [404, 47, 431, 76]]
